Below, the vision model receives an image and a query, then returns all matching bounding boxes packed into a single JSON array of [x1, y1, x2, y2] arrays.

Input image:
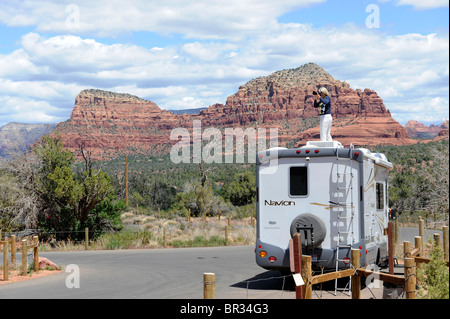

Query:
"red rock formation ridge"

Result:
[[51, 64, 416, 159], [198, 63, 413, 148], [54, 89, 191, 158], [405, 120, 449, 139], [199, 63, 390, 127]]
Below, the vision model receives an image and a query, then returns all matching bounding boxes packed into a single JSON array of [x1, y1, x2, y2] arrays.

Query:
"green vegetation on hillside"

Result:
[[373, 140, 448, 221], [1, 136, 448, 238]]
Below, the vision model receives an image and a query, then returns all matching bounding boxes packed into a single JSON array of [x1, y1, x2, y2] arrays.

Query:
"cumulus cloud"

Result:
[[0, 1, 448, 126], [0, 0, 325, 38], [380, 0, 450, 10], [391, 97, 449, 124], [0, 96, 64, 124]]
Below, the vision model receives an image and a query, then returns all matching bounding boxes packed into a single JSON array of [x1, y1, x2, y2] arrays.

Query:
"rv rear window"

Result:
[[290, 166, 308, 196], [376, 182, 384, 210]]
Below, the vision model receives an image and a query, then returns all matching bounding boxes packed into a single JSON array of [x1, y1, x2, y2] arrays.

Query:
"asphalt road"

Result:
[[1, 245, 285, 299], [399, 226, 443, 244], [0, 226, 443, 299]]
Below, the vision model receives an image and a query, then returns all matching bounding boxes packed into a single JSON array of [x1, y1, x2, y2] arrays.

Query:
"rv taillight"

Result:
[[296, 150, 301, 154], [354, 152, 360, 156], [343, 257, 351, 264], [315, 150, 320, 154], [305, 150, 310, 154], [268, 256, 277, 263], [259, 251, 267, 258], [258, 245, 262, 249]]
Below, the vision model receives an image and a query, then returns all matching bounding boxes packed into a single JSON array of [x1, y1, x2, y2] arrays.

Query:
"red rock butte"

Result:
[[51, 63, 418, 159]]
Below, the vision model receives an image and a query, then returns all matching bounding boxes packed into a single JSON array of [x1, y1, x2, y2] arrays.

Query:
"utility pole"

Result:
[[125, 155, 129, 206]]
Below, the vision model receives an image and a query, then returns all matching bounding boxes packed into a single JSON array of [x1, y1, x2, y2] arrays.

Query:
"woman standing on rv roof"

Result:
[[314, 87, 333, 142]]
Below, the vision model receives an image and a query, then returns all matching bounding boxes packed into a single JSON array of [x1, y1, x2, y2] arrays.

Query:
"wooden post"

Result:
[[218, 209, 221, 221], [33, 236, 39, 272], [404, 257, 416, 299], [163, 227, 167, 248], [394, 218, 399, 245], [351, 249, 361, 299], [419, 218, 424, 254], [388, 222, 394, 274], [158, 207, 161, 219], [302, 255, 312, 299], [227, 216, 231, 226], [22, 239, 27, 275], [2, 241, 8, 281], [85, 228, 89, 250], [403, 241, 411, 257], [443, 226, 449, 263], [414, 236, 422, 257], [125, 155, 129, 206], [203, 273, 215, 299], [188, 208, 191, 222], [414, 236, 423, 274], [225, 226, 229, 246], [292, 233, 303, 299], [11, 235, 16, 265]]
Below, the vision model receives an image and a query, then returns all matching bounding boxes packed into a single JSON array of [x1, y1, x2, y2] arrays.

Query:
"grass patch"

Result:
[[170, 235, 226, 248]]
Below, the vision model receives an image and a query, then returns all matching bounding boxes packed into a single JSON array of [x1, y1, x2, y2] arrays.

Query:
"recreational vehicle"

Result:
[[255, 140, 393, 272]]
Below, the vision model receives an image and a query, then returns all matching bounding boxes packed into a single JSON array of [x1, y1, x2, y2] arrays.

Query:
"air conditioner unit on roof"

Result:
[[303, 141, 343, 148]]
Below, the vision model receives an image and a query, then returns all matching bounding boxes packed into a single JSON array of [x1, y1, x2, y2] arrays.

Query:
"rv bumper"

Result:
[[256, 239, 368, 271], [255, 239, 290, 271]]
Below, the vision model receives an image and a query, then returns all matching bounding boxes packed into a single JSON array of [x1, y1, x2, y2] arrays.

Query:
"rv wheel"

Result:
[[290, 213, 326, 248]]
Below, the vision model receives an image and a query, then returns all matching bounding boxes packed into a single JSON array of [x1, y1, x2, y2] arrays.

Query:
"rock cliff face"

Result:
[[405, 120, 449, 139], [199, 63, 390, 126], [54, 89, 193, 158], [51, 63, 415, 159]]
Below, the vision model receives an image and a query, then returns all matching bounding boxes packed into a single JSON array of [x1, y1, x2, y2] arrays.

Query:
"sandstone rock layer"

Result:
[[51, 64, 416, 159]]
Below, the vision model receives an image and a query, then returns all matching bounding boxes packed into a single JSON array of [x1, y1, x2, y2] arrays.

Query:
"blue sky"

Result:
[[0, 0, 448, 127]]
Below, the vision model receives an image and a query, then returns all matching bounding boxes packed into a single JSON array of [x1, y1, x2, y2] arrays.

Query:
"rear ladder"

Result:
[[333, 148, 356, 296]]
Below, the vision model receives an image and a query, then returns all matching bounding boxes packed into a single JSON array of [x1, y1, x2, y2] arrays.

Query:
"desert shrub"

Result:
[[417, 241, 449, 299]]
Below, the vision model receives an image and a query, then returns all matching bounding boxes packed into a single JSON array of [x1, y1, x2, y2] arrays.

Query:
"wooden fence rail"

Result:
[[292, 224, 449, 299], [1, 236, 40, 281]]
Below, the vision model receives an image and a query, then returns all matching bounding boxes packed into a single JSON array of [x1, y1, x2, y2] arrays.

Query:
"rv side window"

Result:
[[290, 166, 308, 196], [376, 182, 384, 210]]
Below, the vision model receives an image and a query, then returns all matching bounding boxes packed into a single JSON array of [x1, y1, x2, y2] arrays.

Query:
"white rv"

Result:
[[255, 140, 392, 272]]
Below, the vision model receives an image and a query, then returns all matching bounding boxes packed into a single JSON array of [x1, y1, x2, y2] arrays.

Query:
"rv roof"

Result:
[[302, 141, 343, 148]]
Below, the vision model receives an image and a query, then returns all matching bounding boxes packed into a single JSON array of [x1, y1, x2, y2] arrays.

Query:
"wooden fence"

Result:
[[289, 222, 449, 299], [1, 235, 40, 281]]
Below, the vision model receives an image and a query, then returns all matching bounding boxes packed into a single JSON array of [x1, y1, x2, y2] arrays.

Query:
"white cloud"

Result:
[[0, 1, 448, 126], [378, 0, 449, 10], [0, 0, 325, 39], [397, 0, 449, 10], [182, 42, 237, 61], [0, 49, 41, 77], [391, 97, 449, 124], [0, 96, 64, 124], [20, 32, 157, 72]]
